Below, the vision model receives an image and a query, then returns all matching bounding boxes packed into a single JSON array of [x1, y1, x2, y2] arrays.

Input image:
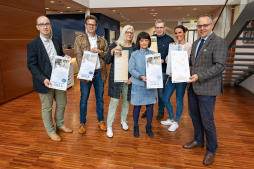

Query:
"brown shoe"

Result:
[[58, 126, 73, 133], [183, 140, 204, 149], [48, 133, 61, 142], [79, 123, 86, 134], [98, 121, 107, 131], [203, 153, 215, 165]]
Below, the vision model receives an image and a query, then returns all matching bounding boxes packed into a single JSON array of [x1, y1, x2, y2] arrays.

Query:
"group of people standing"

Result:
[[27, 14, 227, 166]]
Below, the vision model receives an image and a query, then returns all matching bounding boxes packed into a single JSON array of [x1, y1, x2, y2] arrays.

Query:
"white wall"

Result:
[[240, 74, 254, 93]]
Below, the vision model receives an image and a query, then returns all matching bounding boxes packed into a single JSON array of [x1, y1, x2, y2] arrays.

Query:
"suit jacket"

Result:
[[74, 33, 109, 83], [189, 33, 228, 96], [27, 36, 64, 93]]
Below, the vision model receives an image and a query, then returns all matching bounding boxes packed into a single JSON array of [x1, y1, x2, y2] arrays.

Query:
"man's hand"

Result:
[[161, 59, 164, 63], [44, 79, 52, 88], [91, 47, 101, 54], [187, 74, 199, 83], [140, 76, 147, 82], [125, 77, 131, 84]]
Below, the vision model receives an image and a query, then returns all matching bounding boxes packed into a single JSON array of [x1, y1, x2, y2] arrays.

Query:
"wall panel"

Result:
[[0, 71, 5, 103], [0, 40, 31, 73], [0, 6, 42, 39], [0, 0, 45, 14], [2, 68, 32, 101]]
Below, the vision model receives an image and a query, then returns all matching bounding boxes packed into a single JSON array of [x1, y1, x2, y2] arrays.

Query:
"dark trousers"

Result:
[[133, 104, 153, 127], [188, 85, 218, 154]]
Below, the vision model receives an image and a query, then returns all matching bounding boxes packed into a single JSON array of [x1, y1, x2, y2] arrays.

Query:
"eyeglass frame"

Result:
[[86, 23, 97, 27], [197, 23, 212, 29], [37, 23, 51, 27]]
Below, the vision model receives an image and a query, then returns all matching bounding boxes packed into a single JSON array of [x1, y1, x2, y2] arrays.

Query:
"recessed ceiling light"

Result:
[[79, 11, 82, 13], [186, 14, 190, 16], [45, 8, 49, 10], [112, 9, 116, 12], [153, 15, 156, 17], [50, 0, 55, 3], [60, 11, 63, 13], [154, 13, 158, 15], [151, 9, 155, 11], [193, 8, 197, 10], [67, 7, 71, 8]]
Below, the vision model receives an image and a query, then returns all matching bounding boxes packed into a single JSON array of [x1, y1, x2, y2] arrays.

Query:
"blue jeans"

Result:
[[157, 73, 168, 113], [162, 77, 187, 122], [80, 72, 104, 124], [188, 85, 218, 154]]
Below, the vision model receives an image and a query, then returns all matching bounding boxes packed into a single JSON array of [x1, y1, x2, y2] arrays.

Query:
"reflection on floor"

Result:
[[0, 77, 254, 169]]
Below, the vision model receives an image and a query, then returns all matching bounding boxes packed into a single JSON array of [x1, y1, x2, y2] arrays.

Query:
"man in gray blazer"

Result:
[[183, 14, 227, 166]]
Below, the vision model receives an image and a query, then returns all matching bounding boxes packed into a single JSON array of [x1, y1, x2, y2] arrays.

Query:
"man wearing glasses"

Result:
[[74, 15, 109, 134], [183, 14, 227, 165], [142, 19, 174, 120], [27, 16, 72, 142]]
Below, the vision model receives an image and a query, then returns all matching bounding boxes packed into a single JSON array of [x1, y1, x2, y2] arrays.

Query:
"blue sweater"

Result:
[[154, 33, 174, 72]]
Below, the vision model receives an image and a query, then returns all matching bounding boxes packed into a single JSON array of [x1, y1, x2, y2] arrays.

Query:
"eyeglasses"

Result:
[[155, 27, 164, 30], [37, 23, 50, 27], [125, 31, 133, 35], [86, 23, 97, 27], [197, 24, 211, 29]]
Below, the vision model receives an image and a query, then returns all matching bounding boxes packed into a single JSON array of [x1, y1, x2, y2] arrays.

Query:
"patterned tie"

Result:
[[45, 40, 56, 66], [195, 39, 205, 59]]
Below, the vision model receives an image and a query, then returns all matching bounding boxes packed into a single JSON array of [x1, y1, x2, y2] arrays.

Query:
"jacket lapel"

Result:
[[194, 33, 215, 64], [52, 37, 60, 56], [36, 36, 51, 65]]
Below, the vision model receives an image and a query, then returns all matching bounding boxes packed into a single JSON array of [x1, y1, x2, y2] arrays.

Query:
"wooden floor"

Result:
[[0, 76, 254, 169]]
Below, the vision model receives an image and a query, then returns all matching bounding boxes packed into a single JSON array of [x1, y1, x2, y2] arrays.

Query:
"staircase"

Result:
[[223, 25, 254, 84]]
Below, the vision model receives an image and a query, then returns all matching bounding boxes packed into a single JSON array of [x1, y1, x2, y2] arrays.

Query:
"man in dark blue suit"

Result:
[[183, 14, 228, 165], [27, 16, 72, 141]]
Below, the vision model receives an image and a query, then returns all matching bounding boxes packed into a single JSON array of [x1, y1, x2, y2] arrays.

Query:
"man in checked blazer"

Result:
[[183, 14, 228, 165], [27, 16, 72, 142]]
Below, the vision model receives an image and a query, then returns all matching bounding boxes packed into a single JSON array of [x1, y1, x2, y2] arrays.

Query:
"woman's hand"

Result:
[[111, 45, 122, 55], [140, 76, 147, 82], [125, 77, 132, 84]]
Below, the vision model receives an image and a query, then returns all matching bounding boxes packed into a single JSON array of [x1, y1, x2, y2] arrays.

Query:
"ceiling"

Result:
[[45, 0, 224, 24]]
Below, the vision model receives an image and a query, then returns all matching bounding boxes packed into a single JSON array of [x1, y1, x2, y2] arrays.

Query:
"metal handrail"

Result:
[[213, 0, 228, 30]]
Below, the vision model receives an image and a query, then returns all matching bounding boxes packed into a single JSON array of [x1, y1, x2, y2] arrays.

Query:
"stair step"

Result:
[[237, 37, 254, 41], [244, 28, 254, 31], [223, 80, 239, 83], [227, 58, 254, 61], [222, 72, 249, 76], [223, 76, 244, 79], [231, 45, 254, 48], [226, 64, 254, 67], [228, 52, 254, 55], [225, 68, 254, 72]]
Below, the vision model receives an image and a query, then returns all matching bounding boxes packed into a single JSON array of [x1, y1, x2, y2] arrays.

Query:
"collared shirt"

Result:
[[87, 33, 101, 69], [195, 32, 213, 58], [40, 34, 57, 67]]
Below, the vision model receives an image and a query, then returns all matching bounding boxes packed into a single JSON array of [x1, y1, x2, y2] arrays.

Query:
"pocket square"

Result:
[[204, 49, 207, 51]]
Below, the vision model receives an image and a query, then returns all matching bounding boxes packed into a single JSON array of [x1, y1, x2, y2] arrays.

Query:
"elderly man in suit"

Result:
[[183, 14, 228, 165], [27, 16, 72, 142]]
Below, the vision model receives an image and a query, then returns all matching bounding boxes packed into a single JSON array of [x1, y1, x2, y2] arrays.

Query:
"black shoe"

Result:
[[156, 112, 164, 120], [141, 111, 147, 118], [146, 125, 154, 138], [134, 125, 139, 138]]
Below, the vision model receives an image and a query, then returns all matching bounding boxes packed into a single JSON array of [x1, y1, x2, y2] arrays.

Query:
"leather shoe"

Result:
[[57, 126, 73, 133], [146, 125, 154, 138], [156, 112, 164, 120], [134, 125, 139, 138], [141, 111, 147, 118], [98, 121, 107, 131], [203, 153, 215, 165], [183, 140, 204, 149], [79, 123, 86, 134], [48, 133, 61, 141]]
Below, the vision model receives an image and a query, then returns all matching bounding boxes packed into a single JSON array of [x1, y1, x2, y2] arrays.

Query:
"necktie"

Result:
[[196, 39, 205, 59]]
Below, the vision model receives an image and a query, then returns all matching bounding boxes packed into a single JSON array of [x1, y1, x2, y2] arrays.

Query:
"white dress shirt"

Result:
[[40, 34, 57, 67], [87, 33, 101, 69]]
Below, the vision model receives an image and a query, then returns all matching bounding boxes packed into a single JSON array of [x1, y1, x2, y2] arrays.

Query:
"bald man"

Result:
[[27, 16, 72, 141]]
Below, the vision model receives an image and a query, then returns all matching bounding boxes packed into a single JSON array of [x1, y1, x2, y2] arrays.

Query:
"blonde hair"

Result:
[[155, 19, 165, 26], [116, 25, 136, 46]]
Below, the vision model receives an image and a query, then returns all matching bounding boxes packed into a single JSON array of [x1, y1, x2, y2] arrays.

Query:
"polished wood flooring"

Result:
[[0, 76, 254, 169]]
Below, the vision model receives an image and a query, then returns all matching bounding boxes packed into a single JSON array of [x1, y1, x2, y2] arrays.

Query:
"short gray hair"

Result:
[[36, 16, 50, 25], [198, 14, 213, 24], [116, 25, 136, 46]]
